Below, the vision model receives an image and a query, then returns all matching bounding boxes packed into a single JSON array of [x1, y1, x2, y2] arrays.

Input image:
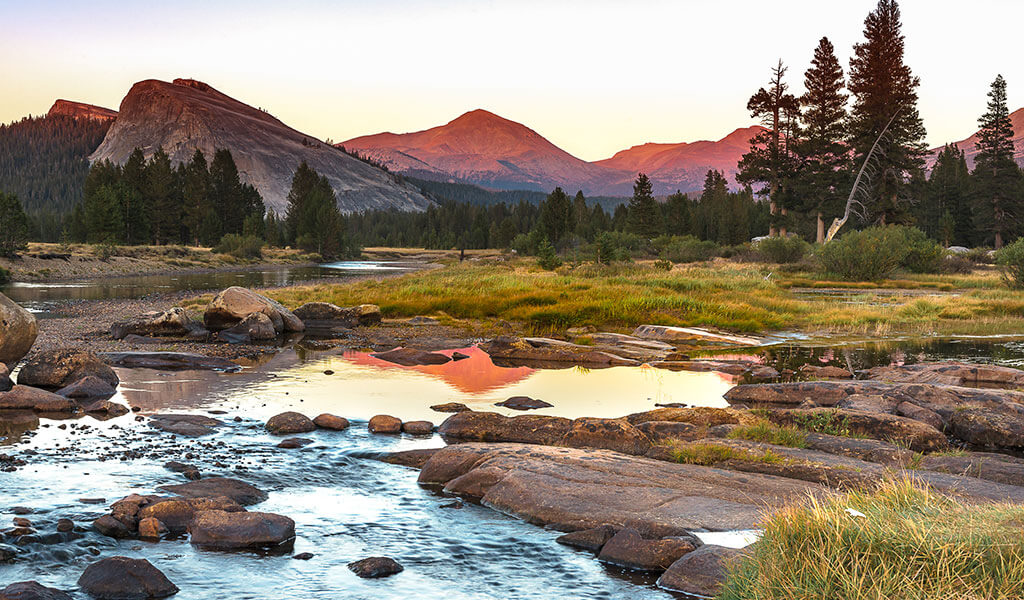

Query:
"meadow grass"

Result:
[[669, 442, 787, 466], [727, 420, 809, 448], [252, 259, 1024, 337], [719, 478, 1024, 600]]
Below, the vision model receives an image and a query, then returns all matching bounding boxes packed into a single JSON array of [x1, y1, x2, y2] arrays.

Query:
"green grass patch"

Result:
[[669, 442, 787, 466], [719, 478, 1024, 600], [728, 420, 808, 448]]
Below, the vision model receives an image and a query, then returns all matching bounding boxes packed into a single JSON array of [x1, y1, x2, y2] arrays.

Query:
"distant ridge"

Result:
[[90, 78, 433, 214], [47, 100, 118, 122], [929, 107, 1024, 169]]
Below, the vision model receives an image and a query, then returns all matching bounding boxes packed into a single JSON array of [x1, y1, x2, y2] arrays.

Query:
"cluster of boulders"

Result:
[[109, 286, 382, 345]]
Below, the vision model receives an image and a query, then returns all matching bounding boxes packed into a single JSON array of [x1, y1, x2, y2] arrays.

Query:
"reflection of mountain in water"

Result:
[[343, 346, 535, 395]]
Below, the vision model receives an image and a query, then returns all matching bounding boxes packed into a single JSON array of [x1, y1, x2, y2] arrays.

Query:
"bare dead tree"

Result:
[[825, 109, 902, 242]]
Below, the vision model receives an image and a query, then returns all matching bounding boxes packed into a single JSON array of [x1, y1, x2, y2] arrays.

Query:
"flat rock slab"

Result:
[[100, 352, 241, 372], [860, 362, 1024, 388], [0, 386, 77, 413], [370, 347, 451, 366], [158, 477, 268, 506], [189, 510, 295, 550], [495, 396, 553, 410], [149, 414, 223, 437], [418, 443, 821, 536]]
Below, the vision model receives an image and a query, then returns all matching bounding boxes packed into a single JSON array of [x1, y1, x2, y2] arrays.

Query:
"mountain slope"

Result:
[[47, 100, 118, 122], [90, 79, 433, 213], [344, 111, 760, 196], [931, 107, 1024, 169], [342, 109, 625, 195]]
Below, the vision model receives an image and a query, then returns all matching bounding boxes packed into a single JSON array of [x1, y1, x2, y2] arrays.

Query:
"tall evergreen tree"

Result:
[[972, 74, 1021, 248], [209, 149, 257, 236], [924, 145, 972, 247], [794, 37, 849, 242], [120, 148, 149, 244], [538, 187, 573, 248], [145, 147, 179, 244], [182, 149, 215, 246], [847, 0, 927, 225], [285, 162, 349, 258], [627, 173, 661, 237], [737, 60, 800, 236], [0, 192, 30, 257], [284, 162, 321, 245]]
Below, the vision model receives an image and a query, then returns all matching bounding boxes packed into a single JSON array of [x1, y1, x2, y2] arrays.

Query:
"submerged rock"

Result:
[[158, 477, 267, 506], [17, 349, 118, 390], [148, 414, 222, 437], [378, 448, 440, 469], [188, 510, 295, 550], [555, 524, 619, 553], [77, 556, 178, 599], [495, 396, 552, 410], [597, 528, 699, 571], [265, 412, 316, 435], [370, 347, 451, 366], [0, 581, 73, 600], [204, 286, 303, 334], [99, 352, 240, 372], [657, 544, 743, 596], [347, 557, 404, 578], [0, 292, 37, 367]]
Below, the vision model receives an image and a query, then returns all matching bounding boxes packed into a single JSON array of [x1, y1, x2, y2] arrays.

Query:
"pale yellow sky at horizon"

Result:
[[2, 0, 1021, 161]]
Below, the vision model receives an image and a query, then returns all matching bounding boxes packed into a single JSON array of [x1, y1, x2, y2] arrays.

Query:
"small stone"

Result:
[[401, 421, 434, 435], [138, 517, 168, 540], [265, 411, 316, 435], [12, 517, 31, 527], [495, 396, 553, 410], [292, 552, 314, 560], [430, 402, 470, 413], [277, 438, 313, 449], [368, 415, 402, 434], [347, 556, 404, 578], [312, 414, 349, 430], [56, 519, 74, 532]]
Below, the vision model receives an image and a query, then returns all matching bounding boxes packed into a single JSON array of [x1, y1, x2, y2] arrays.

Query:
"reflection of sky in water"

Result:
[[115, 346, 733, 422]]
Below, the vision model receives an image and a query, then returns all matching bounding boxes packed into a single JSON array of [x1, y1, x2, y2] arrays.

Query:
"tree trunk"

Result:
[[996, 231, 1004, 249], [779, 207, 788, 237], [816, 212, 824, 244]]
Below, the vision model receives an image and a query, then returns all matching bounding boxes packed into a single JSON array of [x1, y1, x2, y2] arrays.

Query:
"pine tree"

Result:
[[145, 147, 178, 244], [664, 192, 692, 236], [285, 162, 349, 258], [972, 74, 1021, 248], [627, 173, 661, 237], [120, 149, 149, 244], [209, 149, 252, 236], [794, 37, 849, 242], [182, 149, 215, 246], [284, 162, 320, 245], [925, 145, 972, 246], [0, 192, 30, 257], [538, 187, 573, 248], [847, 0, 927, 225], [737, 60, 800, 236]]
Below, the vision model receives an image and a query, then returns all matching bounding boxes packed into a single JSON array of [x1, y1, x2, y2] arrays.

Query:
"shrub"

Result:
[[95, 242, 116, 261], [213, 234, 264, 260], [964, 247, 995, 265], [0, 266, 10, 283], [536, 237, 562, 270], [819, 226, 944, 280], [996, 238, 1024, 289], [756, 236, 811, 264], [653, 259, 672, 271], [594, 231, 642, 264], [657, 235, 720, 263]]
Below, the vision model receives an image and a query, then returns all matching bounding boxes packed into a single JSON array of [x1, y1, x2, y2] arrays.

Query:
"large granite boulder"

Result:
[[948, 407, 1024, 449], [766, 408, 947, 452], [188, 510, 295, 550], [148, 414, 222, 437], [203, 286, 303, 334], [217, 312, 277, 342], [439, 411, 572, 446], [0, 292, 37, 367], [110, 307, 204, 340], [657, 544, 744, 596], [293, 302, 382, 328], [0, 385, 77, 412], [17, 349, 118, 390], [0, 581, 73, 600], [77, 557, 178, 599], [597, 528, 698, 571], [265, 411, 316, 435]]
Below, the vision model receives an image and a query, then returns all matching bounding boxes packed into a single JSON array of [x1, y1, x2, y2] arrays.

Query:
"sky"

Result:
[[1, 0, 1022, 161]]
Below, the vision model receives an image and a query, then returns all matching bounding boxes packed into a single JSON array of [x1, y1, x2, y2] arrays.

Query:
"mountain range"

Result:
[[931, 107, 1024, 169], [343, 111, 764, 196]]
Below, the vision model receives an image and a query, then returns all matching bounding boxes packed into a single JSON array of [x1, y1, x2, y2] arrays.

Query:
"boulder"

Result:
[[657, 544, 743, 596], [188, 510, 295, 550], [0, 582, 73, 600], [625, 407, 747, 427], [148, 414, 222, 437], [555, 524, 618, 553], [0, 386, 77, 412], [265, 412, 316, 435], [766, 408, 947, 453], [82, 399, 130, 417], [312, 414, 350, 430], [138, 497, 244, 533], [401, 420, 434, 435], [368, 415, 402, 434], [293, 302, 382, 328], [480, 336, 638, 368], [0, 364, 11, 393], [77, 557, 178, 599], [370, 348, 451, 366], [99, 352, 240, 372], [218, 312, 277, 342], [92, 515, 133, 539], [137, 518, 168, 540], [948, 407, 1024, 449], [17, 349, 118, 390], [431, 402, 470, 413], [110, 307, 201, 340], [597, 528, 698, 571], [438, 411, 572, 446], [561, 417, 652, 456], [495, 396, 553, 410], [378, 448, 441, 469], [0, 292, 37, 367], [55, 376, 117, 399], [347, 557, 404, 578], [204, 286, 303, 333], [158, 477, 267, 506]]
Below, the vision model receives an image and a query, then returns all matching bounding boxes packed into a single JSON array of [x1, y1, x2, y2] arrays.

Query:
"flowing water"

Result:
[[4, 271, 1024, 598]]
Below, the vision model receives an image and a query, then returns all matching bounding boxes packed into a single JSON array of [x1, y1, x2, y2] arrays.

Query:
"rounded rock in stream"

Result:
[[312, 414, 349, 430], [0, 581, 73, 600], [0, 292, 37, 367], [347, 556, 404, 578], [495, 396, 553, 410], [78, 556, 178, 599], [17, 348, 119, 390], [157, 477, 267, 506], [265, 412, 316, 435], [401, 421, 434, 435], [188, 510, 295, 550], [368, 415, 402, 434]]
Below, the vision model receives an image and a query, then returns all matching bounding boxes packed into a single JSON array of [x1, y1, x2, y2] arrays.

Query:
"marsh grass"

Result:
[[719, 479, 1024, 600], [669, 442, 787, 466], [192, 259, 1024, 336], [727, 420, 808, 448]]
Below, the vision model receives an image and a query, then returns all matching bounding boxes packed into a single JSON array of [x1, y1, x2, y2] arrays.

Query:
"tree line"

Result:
[[738, 0, 1023, 248]]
